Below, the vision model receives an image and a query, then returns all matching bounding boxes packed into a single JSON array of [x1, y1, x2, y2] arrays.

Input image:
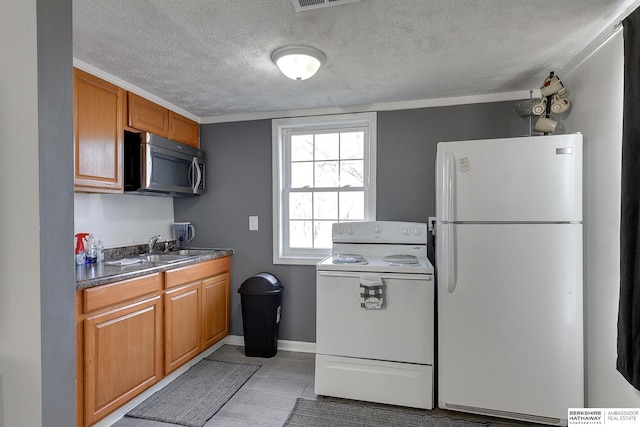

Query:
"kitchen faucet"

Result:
[[163, 240, 178, 252], [148, 234, 161, 253]]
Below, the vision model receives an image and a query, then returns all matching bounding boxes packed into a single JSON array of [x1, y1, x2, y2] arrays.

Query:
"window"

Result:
[[272, 112, 377, 264]]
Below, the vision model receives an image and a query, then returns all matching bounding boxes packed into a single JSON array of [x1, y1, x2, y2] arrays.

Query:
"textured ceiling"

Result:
[[73, 0, 639, 121]]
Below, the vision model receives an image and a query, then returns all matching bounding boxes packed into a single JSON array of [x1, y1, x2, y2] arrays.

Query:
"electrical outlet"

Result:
[[428, 217, 436, 231], [249, 216, 259, 231]]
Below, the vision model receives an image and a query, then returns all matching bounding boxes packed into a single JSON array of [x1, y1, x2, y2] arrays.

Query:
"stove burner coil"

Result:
[[332, 253, 368, 264], [382, 254, 419, 265]]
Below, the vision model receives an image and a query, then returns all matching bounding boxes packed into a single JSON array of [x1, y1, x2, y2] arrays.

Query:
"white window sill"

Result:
[[273, 255, 329, 266]]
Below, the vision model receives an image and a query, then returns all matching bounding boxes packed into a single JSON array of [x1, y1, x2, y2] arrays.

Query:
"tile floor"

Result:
[[112, 344, 548, 427]]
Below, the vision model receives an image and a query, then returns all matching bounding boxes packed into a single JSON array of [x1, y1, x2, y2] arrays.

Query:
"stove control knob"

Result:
[[373, 224, 382, 234], [413, 227, 423, 236], [346, 227, 354, 235], [335, 227, 344, 235], [402, 227, 410, 235]]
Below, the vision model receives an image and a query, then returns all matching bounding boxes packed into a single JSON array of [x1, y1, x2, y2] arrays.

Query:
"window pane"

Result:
[[314, 221, 334, 248], [315, 133, 339, 160], [315, 161, 339, 187], [291, 162, 313, 188], [291, 134, 313, 161], [339, 191, 364, 220], [289, 220, 312, 248], [340, 132, 364, 159], [314, 192, 338, 219], [273, 113, 375, 263], [289, 192, 312, 219], [340, 160, 363, 187]]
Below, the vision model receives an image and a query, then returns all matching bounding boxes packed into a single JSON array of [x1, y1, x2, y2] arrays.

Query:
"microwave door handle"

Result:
[[188, 158, 194, 187], [192, 157, 202, 194]]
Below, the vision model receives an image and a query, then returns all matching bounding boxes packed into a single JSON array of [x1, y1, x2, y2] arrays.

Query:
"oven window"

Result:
[[272, 113, 377, 264]]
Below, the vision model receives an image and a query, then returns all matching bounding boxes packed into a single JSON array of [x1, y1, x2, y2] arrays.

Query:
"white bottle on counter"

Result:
[[96, 235, 105, 262], [87, 234, 97, 264]]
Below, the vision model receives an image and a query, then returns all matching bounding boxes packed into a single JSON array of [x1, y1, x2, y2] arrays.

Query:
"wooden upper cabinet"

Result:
[[73, 68, 124, 192], [127, 92, 169, 137], [169, 111, 200, 148], [128, 92, 200, 147]]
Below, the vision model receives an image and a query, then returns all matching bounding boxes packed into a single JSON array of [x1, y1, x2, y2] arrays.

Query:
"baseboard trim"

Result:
[[223, 334, 317, 354]]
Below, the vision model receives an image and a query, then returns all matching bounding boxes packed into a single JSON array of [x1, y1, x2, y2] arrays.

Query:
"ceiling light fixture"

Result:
[[272, 45, 325, 81]]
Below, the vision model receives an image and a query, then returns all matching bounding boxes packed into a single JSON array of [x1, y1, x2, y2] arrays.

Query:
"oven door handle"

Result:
[[317, 271, 432, 281]]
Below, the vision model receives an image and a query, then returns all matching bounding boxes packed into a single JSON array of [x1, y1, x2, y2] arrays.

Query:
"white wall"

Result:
[[564, 30, 640, 406], [74, 194, 175, 248], [0, 1, 43, 426]]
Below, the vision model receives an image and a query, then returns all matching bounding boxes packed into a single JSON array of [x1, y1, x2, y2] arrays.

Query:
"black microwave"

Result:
[[124, 130, 205, 196]]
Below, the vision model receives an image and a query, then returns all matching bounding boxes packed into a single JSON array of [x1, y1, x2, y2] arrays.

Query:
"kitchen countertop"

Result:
[[75, 249, 234, 290]]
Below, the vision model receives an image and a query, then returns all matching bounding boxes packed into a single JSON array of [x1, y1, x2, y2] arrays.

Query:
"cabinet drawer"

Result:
[[165, 257, 230, 289], [82, 273, 163, 313]]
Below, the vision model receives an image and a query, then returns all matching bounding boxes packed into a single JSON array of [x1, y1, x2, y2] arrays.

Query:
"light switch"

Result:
[[249, 215, 259, 231]]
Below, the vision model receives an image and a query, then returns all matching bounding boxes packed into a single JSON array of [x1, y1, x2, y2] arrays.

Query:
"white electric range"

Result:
[[315, 221, 435, 409]]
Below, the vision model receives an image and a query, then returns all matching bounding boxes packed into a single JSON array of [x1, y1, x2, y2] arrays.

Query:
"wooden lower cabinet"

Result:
[[84, 296, 163, 425], [202, 273, 230, 348], [164, 257, 231, 374], [76, 257, 231, 426], [76, 273, 163, 427], [164, 282, 202, 373]]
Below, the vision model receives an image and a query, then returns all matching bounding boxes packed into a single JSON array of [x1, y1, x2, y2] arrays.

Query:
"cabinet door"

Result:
[[164, 282, 201, 374], [168, 111, 200, 148], [74, 68, 124, 192], [83, 296, 162, 426], [127, 92, 169, 137], [202, 273, 230, 348]]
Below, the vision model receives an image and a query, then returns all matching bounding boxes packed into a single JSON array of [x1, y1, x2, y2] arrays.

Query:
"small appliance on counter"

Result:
[[172, 222, 196, 249]]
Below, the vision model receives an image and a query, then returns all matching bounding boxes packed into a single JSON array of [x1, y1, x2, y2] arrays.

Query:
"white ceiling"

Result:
[[73, 0, 639, 122]]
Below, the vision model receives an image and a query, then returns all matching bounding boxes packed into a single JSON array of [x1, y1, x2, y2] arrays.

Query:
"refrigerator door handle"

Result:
[[446, 224, 457, 293], [442, 152, 455, 221]]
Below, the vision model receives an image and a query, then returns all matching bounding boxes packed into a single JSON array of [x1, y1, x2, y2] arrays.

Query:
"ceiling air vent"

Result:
[[292, 0, 360, 12]]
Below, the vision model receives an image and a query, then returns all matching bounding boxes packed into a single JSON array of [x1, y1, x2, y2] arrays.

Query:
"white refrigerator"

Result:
[[435, 134, 583, 426]]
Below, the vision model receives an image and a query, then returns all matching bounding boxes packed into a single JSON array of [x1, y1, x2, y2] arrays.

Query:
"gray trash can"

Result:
[[238, 273, 283, 357]]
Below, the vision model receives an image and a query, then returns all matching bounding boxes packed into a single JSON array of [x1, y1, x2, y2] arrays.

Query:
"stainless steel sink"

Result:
[[168, 249, 215, 256], [139, 254, 188, 263]]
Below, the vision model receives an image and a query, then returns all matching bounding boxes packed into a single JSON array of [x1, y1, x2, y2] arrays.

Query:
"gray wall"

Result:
[[175, 101, 527, 343], [37, 0, 76, 424], [563, 31, 640, 406], [1, 0, 74, 426]]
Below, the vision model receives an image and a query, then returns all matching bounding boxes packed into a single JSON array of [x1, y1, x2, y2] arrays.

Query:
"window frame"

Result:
[[272, 112, 377, 265]]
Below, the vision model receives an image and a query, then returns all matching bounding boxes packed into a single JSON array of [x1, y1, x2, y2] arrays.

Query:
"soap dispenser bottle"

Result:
[[87, 234, 97, 264], [75, 233, 89, 265]]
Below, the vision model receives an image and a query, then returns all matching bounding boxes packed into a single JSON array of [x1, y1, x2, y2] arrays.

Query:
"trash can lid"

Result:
[[238, 272, 283, 295]]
